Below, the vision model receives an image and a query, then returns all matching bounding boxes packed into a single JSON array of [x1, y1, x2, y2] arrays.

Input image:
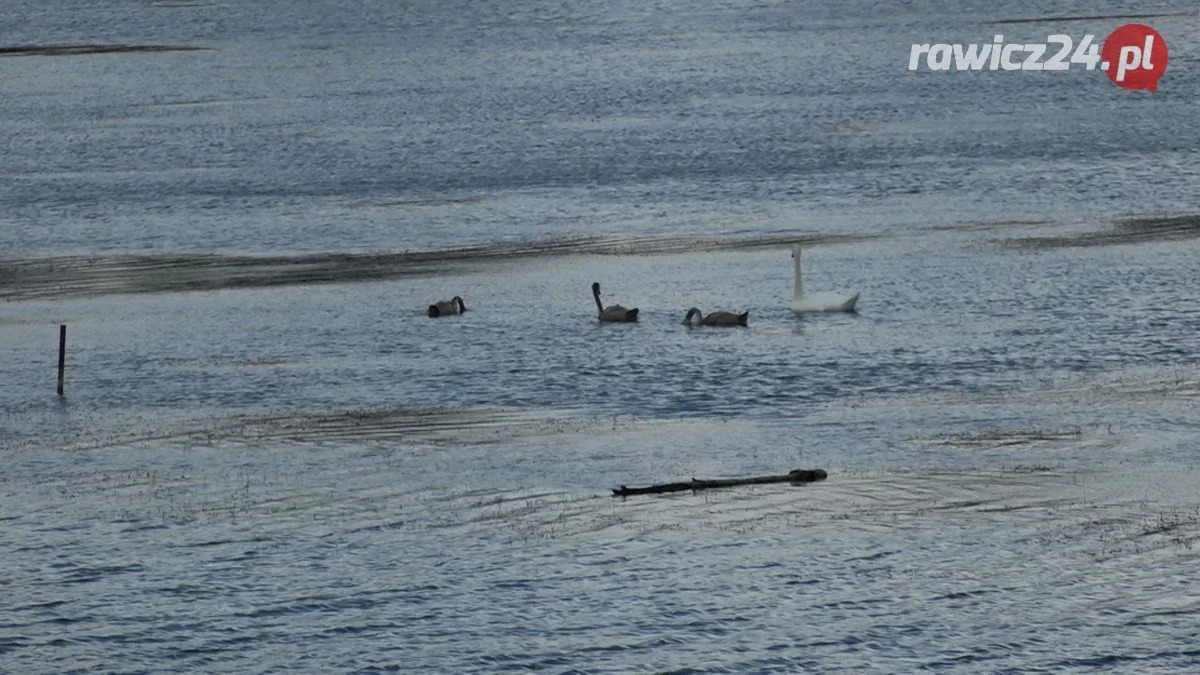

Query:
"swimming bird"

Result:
[[428, 296, 467, 317], [592, 282, 638, 322], [683, 308, 748, 327], [790, 244, 859, 313]]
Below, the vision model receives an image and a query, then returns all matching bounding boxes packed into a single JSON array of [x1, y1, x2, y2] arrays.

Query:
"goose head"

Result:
[[683, 308, 702, 325], [452, 296, 466, 313]]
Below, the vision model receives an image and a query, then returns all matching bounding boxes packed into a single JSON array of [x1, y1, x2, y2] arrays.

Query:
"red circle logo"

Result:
[[1102, 24, 1168, 92]]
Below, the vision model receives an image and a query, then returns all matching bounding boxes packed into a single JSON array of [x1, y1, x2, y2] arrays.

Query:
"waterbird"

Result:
[[790, 244, 859, 313], [592, 282, 638, 322], [683, 308, 748, 326], [428, 296, 467, 317]]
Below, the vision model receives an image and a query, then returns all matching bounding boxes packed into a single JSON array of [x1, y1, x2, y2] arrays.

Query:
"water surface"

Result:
[[3, 0, 1200, 672]]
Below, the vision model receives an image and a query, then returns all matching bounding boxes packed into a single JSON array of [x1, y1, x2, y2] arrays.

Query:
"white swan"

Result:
[[790, 244, 859, 313]]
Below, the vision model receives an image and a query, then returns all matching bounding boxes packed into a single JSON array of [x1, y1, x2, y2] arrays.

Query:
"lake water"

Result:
[[3, 0, 1200, 672]]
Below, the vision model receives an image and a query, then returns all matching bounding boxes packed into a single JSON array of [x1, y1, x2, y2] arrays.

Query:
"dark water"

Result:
[[3, 1, 1200, 672]]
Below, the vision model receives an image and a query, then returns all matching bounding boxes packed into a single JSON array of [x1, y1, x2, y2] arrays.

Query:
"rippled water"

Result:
[[4, 0, 1200, 672], [4, 0, 1200, 255]]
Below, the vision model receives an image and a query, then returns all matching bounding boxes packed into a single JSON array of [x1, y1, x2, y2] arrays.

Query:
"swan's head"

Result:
[[591, 282, 601, 294], [452, 296, 466, 312], [683, 308, 702, 325]]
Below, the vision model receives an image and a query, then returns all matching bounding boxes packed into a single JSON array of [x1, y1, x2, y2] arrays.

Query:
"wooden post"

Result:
[[57, 324, 66, 395]]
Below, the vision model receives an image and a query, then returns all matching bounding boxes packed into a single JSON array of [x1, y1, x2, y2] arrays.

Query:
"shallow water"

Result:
[[4, 0, 1200, 672], [5, 236, 1200, 672]]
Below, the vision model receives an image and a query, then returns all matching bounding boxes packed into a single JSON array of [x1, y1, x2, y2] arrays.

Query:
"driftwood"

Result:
[[612, 469, 827, 497]]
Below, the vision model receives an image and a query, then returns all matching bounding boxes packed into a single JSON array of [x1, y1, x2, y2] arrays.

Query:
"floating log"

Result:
[[612, 468, 827, 497]]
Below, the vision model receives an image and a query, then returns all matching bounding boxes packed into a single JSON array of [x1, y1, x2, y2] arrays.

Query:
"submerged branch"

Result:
[[613, 468, 827, 497]]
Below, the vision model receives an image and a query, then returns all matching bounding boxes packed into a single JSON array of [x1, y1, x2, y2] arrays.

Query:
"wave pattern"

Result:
[[4, 425, 1200, 672]]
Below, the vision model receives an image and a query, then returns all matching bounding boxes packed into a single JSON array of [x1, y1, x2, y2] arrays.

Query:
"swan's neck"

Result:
[[593, 287, 604, 314], [792, 252, 804, 299]]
